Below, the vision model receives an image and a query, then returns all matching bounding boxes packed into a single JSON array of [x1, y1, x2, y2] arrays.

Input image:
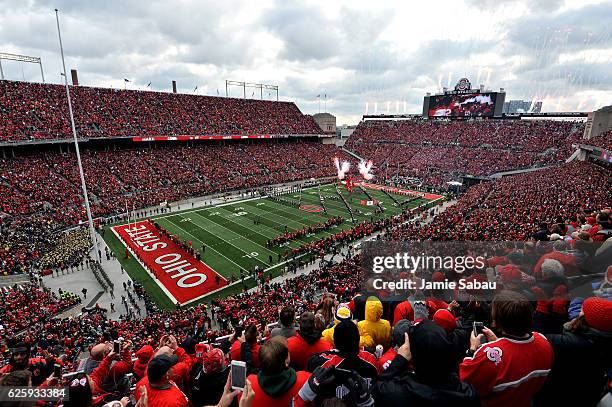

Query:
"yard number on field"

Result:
[[180, 218, 192, 222], [242, 251, 259, 258]]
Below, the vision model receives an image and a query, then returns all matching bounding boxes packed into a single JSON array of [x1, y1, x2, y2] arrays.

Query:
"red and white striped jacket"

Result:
[[460, 332, 554, 407]]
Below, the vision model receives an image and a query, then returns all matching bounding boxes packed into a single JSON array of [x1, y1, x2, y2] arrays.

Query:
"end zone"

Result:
[[111, 220, 228, 305], [359, 182, 444, 201]]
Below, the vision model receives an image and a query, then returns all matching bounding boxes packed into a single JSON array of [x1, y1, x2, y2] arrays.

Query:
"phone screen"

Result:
[[231, 362, 246, 390], [473, 322, 484, 337], [54, 364, 62, 377], [114, 341, 120, 353]]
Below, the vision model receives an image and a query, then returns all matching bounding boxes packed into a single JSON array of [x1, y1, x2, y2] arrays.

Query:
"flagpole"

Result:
[[55, 9, 100, 263]]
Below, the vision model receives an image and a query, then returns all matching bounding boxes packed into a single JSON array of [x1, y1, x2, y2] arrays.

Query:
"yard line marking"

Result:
[[178, 214, 271, 267], [190, 211, 278, 259], [262, 199, 332, 226], [150, 184, 331, 222], [234, 202, 315, 245], [162, 215, 252, 270], [204, 205, 277, 240], [208, 204, 311, 248], [242, 199, 337, 229]]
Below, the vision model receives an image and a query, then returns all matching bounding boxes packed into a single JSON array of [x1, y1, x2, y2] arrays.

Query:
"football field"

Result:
[[104, 183, 443, 308]]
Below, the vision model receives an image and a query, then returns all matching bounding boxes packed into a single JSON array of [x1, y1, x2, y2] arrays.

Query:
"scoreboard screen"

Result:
[[428, 92, 498, 117]]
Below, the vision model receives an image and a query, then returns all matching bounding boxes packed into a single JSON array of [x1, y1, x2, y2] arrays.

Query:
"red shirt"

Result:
[[287, 333, 332, 371], [135, 376, 190, 407], [247, 370, 310, 407], [230, 340, 261, 367], [460, 333, 554, 407]]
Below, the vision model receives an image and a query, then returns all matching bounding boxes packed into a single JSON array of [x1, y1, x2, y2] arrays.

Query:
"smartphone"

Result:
[[473, 322, 484, 337], [113, 340, 120, 353], [54, 364, 62, 378], [230, 360, 247, 390]]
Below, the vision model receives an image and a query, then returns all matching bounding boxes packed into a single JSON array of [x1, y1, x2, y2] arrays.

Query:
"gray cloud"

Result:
[[260, 1, 341, 61], [0, 0, 610, 124]]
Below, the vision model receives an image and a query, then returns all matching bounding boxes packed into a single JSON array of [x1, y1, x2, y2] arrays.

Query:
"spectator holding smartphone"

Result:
[[460, 290, 553, 407]]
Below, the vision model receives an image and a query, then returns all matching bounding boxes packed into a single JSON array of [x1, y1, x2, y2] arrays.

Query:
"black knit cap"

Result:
[[392, 319, 412, 347], [409, 320, 455, 383], [333, 320, 360, 356], [11, 342, 30, 355]]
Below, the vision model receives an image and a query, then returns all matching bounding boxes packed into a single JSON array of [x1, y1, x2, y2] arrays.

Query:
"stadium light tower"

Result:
[[55, 9, 100, 263]]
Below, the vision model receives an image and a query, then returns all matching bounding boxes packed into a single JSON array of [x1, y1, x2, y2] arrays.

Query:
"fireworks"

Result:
[[333, 156, 351, 180], [358, 160, 374, 180]]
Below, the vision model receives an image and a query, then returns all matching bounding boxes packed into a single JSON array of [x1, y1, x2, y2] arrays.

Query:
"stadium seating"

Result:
[[0, 283, 81, 333], [586, 130, 612, 151], [2, 205, 610, 406], [0, 79, 610, 407], [0, 80, 322, 142], [0, 141, 345, 274], [388, 161, 612, 241], [345, 119, 585, 188]]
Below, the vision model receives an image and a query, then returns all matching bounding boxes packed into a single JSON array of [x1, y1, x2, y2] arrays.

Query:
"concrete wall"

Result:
[[584, 106, 612, 139], [313, 113, 336, 134]]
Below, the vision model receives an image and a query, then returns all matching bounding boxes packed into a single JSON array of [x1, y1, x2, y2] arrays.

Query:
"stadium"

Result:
[[0, 2, 611, 407]]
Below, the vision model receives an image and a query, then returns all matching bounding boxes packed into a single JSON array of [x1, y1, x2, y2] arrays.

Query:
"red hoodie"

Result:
[[133, 345, 154, 379]]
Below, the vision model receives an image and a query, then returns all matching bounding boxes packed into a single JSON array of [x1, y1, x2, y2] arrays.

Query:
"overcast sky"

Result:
[[1, 0, 611, 124]]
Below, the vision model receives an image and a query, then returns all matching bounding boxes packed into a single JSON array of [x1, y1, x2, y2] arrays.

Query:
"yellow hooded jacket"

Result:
[[321, 323, 336, 346], [357, 296, 391, 349]]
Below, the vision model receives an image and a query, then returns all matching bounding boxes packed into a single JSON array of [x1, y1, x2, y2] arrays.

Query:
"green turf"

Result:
[[103, 183, 441, 309]]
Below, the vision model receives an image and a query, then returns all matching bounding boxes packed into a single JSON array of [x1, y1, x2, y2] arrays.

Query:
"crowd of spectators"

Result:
[[586, 130, 612, 152], [0, 81, 610, 405], [0, 231, 610, 406], [345, 119, 585, 189], [346, 119, 583, 151], [0, 80, 322, 142], [388, 161, 611, 242], [0, 140, 343, 275], [0, 283, 81, 334], [0, 156, 610, 406], [39, 228, 92, 270]]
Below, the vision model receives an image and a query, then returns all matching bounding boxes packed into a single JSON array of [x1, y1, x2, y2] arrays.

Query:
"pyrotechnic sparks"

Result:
[[333, 156, 351, 180], [358, 160, 374, 180]]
